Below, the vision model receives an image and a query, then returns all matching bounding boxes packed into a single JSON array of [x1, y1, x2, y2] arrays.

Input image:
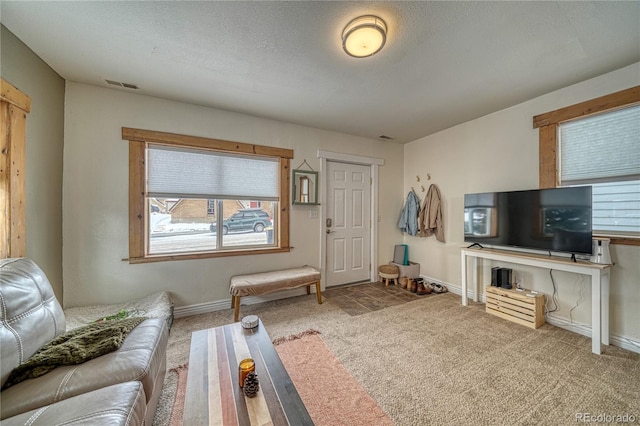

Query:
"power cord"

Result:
[[544, 267, 640, 353], [569, 275, 586, 323], [546, 269, 559, 313]]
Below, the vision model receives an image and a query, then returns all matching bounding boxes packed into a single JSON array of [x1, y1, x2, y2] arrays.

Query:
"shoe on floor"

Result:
[[416, 282, 432, 295], [428, 283, 448, 294]]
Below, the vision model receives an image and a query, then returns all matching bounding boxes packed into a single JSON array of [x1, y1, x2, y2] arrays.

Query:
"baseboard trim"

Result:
[[421, 275, 640, 355], [174, 287, 310, 318], [545, 315, 640, 354], [422, 275, 485, 303], [174, 299, 230, 318]]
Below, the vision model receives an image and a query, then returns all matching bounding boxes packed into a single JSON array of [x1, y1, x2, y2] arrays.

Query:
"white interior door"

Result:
[[326, 161, 371, 286]]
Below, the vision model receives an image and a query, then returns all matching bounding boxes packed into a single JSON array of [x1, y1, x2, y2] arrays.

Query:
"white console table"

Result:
[[460, 247, 611, 355]]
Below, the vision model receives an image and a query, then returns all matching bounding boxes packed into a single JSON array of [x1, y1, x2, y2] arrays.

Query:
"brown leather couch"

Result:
[[0, 258, 171, 426]]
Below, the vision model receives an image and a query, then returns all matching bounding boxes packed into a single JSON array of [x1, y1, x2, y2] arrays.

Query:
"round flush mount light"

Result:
[[342, 15, 387, 58]]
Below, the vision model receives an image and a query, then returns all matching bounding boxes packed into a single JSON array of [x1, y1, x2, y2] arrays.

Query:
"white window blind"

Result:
[[560, 104, 640, 185], [147, 145, 279, 200], [590, 180, 640, 234], [560, 104, 640, 236]]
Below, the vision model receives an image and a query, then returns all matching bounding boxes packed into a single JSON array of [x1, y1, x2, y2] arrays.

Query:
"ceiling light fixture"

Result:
[[342, 15, 387, 58]]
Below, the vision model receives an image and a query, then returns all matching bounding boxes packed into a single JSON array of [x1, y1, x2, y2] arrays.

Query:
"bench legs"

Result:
[[312, 281, 323, 305], [231, 282, 323, 323], [233, 295, 241, 322]]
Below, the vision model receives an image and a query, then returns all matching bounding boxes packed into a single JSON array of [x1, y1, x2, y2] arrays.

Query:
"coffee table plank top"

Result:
[[184, 320, 313, 426]]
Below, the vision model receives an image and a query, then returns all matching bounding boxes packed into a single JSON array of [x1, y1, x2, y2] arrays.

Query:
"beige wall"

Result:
[[0, 26, 65, 301], [63, 82, 404, 308], [403, 63, 640, 343]]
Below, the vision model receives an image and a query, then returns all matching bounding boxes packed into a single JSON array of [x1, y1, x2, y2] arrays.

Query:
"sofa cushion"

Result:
[[0, 318, 168, 420], [2, 381, 146, 426], [0, 258, 66, 388]]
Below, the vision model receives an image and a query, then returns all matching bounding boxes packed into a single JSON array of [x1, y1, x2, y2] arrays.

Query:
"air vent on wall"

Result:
[[378, 135, 394, 140], [105, 80, 139, 90]]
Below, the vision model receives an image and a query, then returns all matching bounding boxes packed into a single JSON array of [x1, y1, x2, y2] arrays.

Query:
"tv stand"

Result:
[[460, 247, 611, 355], [466, 242, 484, 249]]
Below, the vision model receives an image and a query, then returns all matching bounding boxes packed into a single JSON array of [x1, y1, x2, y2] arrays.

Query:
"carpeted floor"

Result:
[[153, 284, 640, 426]]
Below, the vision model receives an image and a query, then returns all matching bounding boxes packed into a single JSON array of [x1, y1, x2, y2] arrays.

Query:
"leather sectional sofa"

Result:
[[0, 258, 172, 425]]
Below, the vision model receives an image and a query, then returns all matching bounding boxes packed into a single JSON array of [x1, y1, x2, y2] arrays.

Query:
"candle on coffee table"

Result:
[[238, 358, 255, 387]]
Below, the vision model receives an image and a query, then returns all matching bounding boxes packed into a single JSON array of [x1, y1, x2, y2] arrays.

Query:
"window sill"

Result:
[[594, 234, 640, 246], [125, 246, 292, 264]]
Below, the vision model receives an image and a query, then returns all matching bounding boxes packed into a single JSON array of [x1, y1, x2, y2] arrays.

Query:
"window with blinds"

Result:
[[559, 104, 640, 236], [123, 127, 293, 263], [146, 144, 279, 255]]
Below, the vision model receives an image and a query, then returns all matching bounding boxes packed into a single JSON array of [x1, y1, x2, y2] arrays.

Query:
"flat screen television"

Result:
[[464, 186, 592, 256]]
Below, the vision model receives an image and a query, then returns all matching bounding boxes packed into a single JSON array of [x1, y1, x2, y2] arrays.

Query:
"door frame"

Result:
[[317, 150, 384, 289]]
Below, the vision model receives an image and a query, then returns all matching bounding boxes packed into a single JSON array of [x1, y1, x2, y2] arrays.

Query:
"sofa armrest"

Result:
[[2, 382, 146, 426]]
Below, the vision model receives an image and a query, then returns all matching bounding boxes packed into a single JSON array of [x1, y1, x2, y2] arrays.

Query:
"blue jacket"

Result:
[[398, 190, 420, 236]]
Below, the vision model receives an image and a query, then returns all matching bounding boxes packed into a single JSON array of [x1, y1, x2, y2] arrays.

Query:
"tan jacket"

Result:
[[419, 184, 445, 242]]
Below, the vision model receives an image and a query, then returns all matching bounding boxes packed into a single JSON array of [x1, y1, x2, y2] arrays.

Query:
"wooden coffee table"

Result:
[[183, 319, 313, 425]]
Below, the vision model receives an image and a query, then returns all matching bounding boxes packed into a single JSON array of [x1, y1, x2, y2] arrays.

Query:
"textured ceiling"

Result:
[[2, 1, 639, 143]]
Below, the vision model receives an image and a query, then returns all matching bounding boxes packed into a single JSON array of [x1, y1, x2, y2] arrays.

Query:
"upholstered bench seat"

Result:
[[230, 266, 322, 321]]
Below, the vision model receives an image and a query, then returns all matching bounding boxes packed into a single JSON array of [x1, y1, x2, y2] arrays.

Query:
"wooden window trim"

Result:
[[123, 127, 292, 263], [1, 79, 31, 258], [533, 85, 640, 246]]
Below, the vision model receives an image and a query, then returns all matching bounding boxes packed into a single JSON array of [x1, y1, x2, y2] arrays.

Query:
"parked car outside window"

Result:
[[211, 209, 273, 235]]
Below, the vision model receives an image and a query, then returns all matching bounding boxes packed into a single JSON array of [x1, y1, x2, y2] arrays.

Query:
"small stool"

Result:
[[378, 265, 399, 286]]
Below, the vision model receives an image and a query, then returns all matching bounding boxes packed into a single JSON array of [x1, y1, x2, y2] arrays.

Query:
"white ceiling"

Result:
[[2, 1, 639, 143]]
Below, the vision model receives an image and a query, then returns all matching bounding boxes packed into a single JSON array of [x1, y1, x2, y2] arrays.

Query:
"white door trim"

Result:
[[317, 150, 384, 289]]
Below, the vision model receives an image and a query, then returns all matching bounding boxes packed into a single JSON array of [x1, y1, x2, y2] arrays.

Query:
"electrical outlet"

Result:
[[309, 209, 318, 219]]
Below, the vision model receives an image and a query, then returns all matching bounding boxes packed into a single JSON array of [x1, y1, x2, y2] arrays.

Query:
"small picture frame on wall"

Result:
[[292, 169, 319, 205]]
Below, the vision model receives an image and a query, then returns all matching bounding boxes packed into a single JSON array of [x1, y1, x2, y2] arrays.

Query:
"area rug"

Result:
[[273, 330, 393, 426], [168, 330, 392, 426], [167, 364, 187, 426]]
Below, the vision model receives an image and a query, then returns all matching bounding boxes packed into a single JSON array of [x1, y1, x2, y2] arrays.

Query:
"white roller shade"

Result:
[[560, 105, 640, 185], [147, 145, 279, 200]]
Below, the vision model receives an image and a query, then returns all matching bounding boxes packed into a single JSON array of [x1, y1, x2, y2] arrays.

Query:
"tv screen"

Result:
[[464, 187, 592, 255]]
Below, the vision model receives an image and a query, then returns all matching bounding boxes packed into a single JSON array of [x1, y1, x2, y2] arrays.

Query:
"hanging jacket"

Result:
[[419, 184, 445, 242], [398, 190, 420, 236]]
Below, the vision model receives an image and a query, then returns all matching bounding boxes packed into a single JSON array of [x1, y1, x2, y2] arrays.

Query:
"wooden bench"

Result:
[[230, 266, 322, 321]]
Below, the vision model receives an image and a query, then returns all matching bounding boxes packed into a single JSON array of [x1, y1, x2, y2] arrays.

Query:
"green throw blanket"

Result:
[[2, 316, 146, 390]]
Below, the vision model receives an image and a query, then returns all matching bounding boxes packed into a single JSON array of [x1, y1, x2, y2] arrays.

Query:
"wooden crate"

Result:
[[485, 286, 545, 329]]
